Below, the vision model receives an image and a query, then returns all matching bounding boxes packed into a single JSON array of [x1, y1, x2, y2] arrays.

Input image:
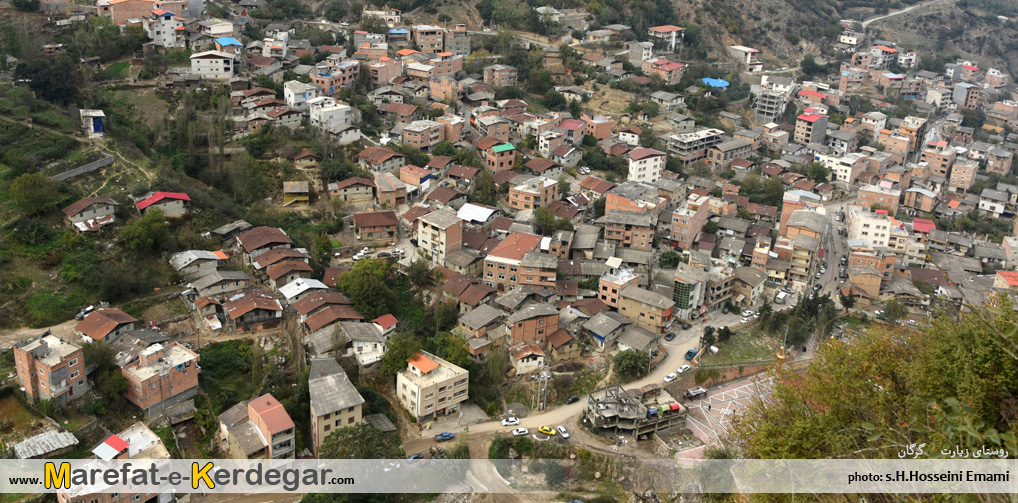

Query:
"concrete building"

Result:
[[121, 342, 200, 417], [626, 148, 666, 183], [396, 351, 468, 420], [856, 184, 901, 214], [509, 177, 558, 210], [308, 358, 364, 457], [15, 333, 88, 405], [794, 113, 828, 145], [418, 208, 464, 267], [221, 393, 296, 459], [618, 286, 674, 334], [670, 194, 710, 251], [595, 210, 655, 250]]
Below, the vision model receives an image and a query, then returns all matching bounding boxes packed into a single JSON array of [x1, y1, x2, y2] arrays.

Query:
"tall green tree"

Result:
[[337, 258, 396, 319], [10, 173, 60, 215], [613, 349, 649, 379], [121, 208, 170, 254]]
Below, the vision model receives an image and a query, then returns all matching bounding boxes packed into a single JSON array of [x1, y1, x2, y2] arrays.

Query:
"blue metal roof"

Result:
[[216, 37, 242, 46], [389, 29, 409, 34]]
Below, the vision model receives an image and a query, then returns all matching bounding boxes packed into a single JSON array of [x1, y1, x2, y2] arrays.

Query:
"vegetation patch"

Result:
[[198, 339, 262, 414]]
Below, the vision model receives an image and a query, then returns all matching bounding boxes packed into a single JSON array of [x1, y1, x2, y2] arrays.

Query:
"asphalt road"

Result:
[[860, 0, 951, 28]]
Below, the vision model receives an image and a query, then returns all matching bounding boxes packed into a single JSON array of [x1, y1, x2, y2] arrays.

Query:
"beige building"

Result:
[[308, 358, 365, 457], [418, 207, 464, 267], [396, 350, 468, 420]]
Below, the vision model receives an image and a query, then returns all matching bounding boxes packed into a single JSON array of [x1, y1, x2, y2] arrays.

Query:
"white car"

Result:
[[677, 364, 691, 374], [664, 373, 678, 383], [556, 425, 570, 438], [501, 417, 520, 426], [875, 310, 884, 317], [741, 310, 754, 317], [741, 317, 750, 323], [512, 427, 528, 437], [753, 312, 761, 318]]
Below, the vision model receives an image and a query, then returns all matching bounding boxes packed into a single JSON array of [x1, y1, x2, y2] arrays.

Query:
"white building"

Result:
[[396, 351, 468, 420], [284, 80, 321, 111], [143, 10, 185, 49], [262, 33, 289, 58], [846, 206, 894, 248], [307, 96, 352, 131], [189, 50, 236, 79], [626, 148, 666, 183]]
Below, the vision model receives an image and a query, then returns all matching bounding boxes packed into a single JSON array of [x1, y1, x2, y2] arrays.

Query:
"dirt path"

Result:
[[0, 319, 79, 349]]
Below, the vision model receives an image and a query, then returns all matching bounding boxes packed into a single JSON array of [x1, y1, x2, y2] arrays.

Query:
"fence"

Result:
[[51, 154, 114, 181]]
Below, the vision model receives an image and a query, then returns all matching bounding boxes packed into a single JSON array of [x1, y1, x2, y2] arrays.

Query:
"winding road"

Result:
[[861, 0, 952, 28]]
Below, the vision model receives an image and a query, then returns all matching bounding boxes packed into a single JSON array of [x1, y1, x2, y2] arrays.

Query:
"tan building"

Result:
[[919, 142, 956, 177], [308, 358, 364, 457], [670, 194, 710, 251], [374, 172, 407, 208], [987, 148, 1014, 176], [618, 286, 674, 334], [509, 176, 558, 210], [794, 113, 828, 145], [598, 259, 640, 308], [419, 208, 463, 266], [328, 177, 376, 206], [596, 210, 655, 250], [396, 351, 468, 420], [484, 231, 543, 292], [14, 333, 88, 405], [121, 342, 200, 416], [856, 184, 901, 214], [62, 197, 117, 232], [518, 252, 557, 291]]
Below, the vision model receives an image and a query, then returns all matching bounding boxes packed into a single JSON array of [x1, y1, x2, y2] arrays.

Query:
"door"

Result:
[[92, 117, 104, 133]]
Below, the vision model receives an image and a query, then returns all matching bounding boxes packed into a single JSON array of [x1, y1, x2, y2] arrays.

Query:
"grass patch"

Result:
[[198, 339, 262, 414], [152, 425, 182, 458], [51, 408, 91, 432], [0, 396, 40, 431], [103, 61, 130, 80], [700, 327, 777, 365]]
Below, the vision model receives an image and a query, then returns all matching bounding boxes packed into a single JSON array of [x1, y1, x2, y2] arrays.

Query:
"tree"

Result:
[[320, 424, 405, 459], [11, 173, 60, 215], [379, 333, 422, 378], [613, 349, 649, 379], [433, 141, 456, 157], [799, 54, 824, 77], [534, 207, 558, 236], [11, 0, 40, 11], [734, 302, 1018, 460], [15, 54, 82, 105], [806, 162, 829, 183], [716, 326, 733, 343], [703, 220, 719, 235], [592, 196, 606, 218], [121, 208, 170, 254], [337, 258, 396, 319], [660, 250, 681, 269], [557, 177, 570, 198], [472, 169, 496, 206], [882, 299, 908, 323], [839, 293, 856, 312], [542, 461, 566, 486], [407, 260, 432, 289]]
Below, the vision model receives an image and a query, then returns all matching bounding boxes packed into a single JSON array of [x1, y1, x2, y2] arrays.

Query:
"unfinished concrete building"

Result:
[[583, 384, 687, 438]]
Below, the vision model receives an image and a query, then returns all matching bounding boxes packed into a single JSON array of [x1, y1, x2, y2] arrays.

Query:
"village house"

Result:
[[374, 172, 408, 208], [62, 197, 118, 232], [328, 177, 376, 206], [169, 250, 225, 280], [135, 191, 191, 217], [353, 211, 399, 241], [309, 358, 365, 457], [75, 308, 138, 344]]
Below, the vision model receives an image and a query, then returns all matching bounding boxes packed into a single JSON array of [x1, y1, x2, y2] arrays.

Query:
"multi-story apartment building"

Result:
[[706, 138, 753, 169], [948, 158, 978, 193], [313, 60, 360, 94], [509, 177, 558, 210], [15, 333, 88, 405], [402, 120, 446, 150], [506, 302, 559, 345], [483, 65, 518, 87], [223, 393, 296, 459], [143, 10, 185, 49], [647, 24, 684, 50], [412, 25, 445, 53], [443, 24, 470, 56], [307, 97, 352, 131], [641, 58, 685, 85], [595, 210, 655, 250], [987, 148, 1014, 176], [626, 147, 666, 183], [847, 206, 896, 248], [670, 194, 710, 250], [794, 113, 828, 145], [779, 189, 823, 233], [121, 342, 200, 416], [396, 351, 468, 420], [475, 137, 517, 173], [189, 50, 236, 79], [418, 208, 463, 267], [58, 422, 172, 503], [618, 286, 675, 334], [308, 357, 364, 457], [953, 82, 980, 110], [518, 252, 557, 291], [484, 231, 543, 292], [920, 142, 956, 177], [366, 57, 403, 86], [598, 261, 640, 308], [284, 80, 320, 110], [429, 52, 463, 78], [857, 184, 901, 214], [662, 128, 724, 164], [671, 263, 709, 320]]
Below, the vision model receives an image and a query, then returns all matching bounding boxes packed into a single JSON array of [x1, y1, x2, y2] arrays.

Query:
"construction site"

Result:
[[583, 384, 688, 439]]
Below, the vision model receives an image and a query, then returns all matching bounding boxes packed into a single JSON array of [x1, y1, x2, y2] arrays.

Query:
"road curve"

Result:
[[861, 0, 951, 28]]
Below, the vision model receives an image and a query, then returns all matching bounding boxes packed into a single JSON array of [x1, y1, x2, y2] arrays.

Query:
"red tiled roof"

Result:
[[266, 260, 312, 281], [628, 147, 665, 160], [357, 147, 403, 165], [75, 308, 138, 340], [249, 394, 295, 434], [447, 165, 479, 179], [136, 191, 190, 210], [354, 211, 399, 228], [372, 314, 398, 329], [488, 231, 542, 260], [407, 353, 438, 373], [331, 176, 375, 190], [525, 158, 561, 173], [912, 217, 936, 233]]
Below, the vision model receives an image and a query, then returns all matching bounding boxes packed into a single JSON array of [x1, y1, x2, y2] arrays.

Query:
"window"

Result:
[[69, 358, 79, 367], [70, 370, 79, 380], [324, 425, 331, 432], [348, 417, 355, 424]]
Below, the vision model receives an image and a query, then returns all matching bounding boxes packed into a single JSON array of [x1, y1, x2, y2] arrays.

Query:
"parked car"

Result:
[[410, 239, 419, 247], [664, 373, 678, 383], [377, 252, 392, 258], [815, 272, 822, 279], [753, 311, 761, 318], [501, 417, 520, 426], [434, 432, 455, 442], [407, 453, 425, 460], [512, 427, 529, 437], [677, 364, 691, 374], [741, 310, 754, 317], [681, 323, 692, 330], [741, 317, 750, 323], [565, 395, 580, 404], [538, 426, 556, 436], [722, 306, 730, 314], [684, 349, 697, 360], [557, 425, 570, 438], [841, 256, 848, 266], [664, 332, 676, 341]]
